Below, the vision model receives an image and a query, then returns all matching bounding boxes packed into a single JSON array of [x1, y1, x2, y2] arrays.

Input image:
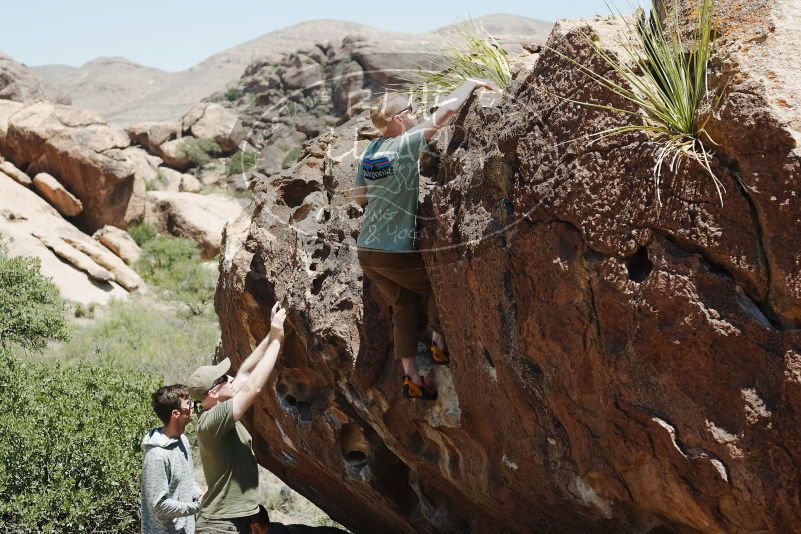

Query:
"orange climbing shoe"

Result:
[[402, 376, 437, 401], [431, 344, 450, 365]]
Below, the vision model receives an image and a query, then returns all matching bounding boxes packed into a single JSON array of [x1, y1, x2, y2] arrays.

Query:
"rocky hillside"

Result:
[[32, 15, 552, 126], [214, 1, 801, 532], [0, 52, 70, 104]]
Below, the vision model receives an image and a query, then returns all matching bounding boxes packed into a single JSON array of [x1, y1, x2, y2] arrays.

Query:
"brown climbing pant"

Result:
[[357, 248, 442, 359]]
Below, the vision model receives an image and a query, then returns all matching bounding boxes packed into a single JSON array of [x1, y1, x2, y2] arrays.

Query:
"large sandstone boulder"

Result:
[[32, 172, 83, 217], [121, 146, 159, 222], [342, 35, 440, 88], [93, 225, 141, 265], [123, 145, 163, 184], [0, 172, 141, 304], [330, 58, 365, 114], [0, 101, 145, 231], [181, 103, 244, 154], [215, 3, 801, 533], [277, 53, 325, 92], [144, 191, 243, 259], [128, 121, 181, 154], [0, 52, 70, 104]]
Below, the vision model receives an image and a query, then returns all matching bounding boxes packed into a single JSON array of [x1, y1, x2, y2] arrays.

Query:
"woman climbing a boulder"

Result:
[[353, 79, 496, 400]]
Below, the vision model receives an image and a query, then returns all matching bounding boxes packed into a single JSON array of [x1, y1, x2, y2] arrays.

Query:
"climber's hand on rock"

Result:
[[270, 305, 287, 342], [270, 301, 280, 322], [467, 78, 499, 91]]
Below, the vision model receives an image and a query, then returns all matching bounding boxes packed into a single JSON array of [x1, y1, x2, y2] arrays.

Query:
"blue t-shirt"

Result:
[[355, 128, 428, 251]]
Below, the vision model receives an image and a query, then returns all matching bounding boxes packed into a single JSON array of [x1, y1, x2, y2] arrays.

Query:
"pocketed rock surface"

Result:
[[216, 2, 801, 532]]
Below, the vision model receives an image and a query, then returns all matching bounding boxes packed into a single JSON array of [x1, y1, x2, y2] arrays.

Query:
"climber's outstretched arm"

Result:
[[412, 79, 498, 141], [232, 306, 286, 421], [231, 302, 282, 394]]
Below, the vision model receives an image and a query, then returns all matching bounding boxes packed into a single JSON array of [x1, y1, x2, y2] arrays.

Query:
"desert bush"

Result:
[[73, 302, 96, 319], [225, 86, 243, 102], [0, 245, 68, 351], [181, 138, 222, 167], [553, 0, 720, 205], [226, 149, 258, 176], [127, 222, 158, 247], [0, 349, 159, 533], [136, 236, 217, 315]]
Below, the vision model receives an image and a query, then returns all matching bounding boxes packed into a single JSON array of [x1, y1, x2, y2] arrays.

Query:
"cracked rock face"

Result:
[[216, 2, 801, 533]]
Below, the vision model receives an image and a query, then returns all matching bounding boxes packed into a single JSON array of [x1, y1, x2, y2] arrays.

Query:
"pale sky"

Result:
[[1, 1, 642, 71]]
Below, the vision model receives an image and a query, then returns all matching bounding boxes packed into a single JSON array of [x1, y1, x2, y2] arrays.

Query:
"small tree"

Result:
[[0, 242, 69, 351]]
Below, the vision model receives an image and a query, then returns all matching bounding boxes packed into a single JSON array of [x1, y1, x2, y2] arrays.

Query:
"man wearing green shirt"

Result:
[[354, 79, 496, 400], [189, 303, 287, 534]]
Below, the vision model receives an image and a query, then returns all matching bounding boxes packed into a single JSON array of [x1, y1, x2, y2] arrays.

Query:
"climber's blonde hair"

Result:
[[370, 93, 411, 134]]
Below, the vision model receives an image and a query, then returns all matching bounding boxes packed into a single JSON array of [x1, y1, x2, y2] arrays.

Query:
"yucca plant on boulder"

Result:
[[554, 0, 721, 205]]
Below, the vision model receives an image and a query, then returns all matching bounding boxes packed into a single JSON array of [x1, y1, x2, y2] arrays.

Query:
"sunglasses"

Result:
[[395, 104, 414, 116]]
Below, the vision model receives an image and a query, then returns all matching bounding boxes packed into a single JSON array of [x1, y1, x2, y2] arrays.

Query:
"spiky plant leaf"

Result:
[[402, 19, 511, 111], [551, 0, 721, 206]]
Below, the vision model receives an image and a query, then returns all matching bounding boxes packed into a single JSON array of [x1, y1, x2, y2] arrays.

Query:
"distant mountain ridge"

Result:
[[31, 14, 553, 126]]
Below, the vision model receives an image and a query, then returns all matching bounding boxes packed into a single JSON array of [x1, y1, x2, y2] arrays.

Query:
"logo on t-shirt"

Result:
[[362, 156, 394, 180]]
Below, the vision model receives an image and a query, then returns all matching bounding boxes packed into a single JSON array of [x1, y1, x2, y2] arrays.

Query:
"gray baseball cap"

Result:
[[187, 357, 231, 401]]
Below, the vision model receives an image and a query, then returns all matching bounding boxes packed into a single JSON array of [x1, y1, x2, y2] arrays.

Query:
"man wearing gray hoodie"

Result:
[[141, 384, 204, 534]]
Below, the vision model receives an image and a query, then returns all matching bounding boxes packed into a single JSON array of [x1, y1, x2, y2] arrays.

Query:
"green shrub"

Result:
[[0, 247, 68, 351], [0, 242, 159, 532], [181, 138, 222, 168], [226, 150, 258, 176], [225, 86, 243, 102], [136, 236, 217, 315], [127, 222, 158, 247], [0, 350, 159, 533]]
